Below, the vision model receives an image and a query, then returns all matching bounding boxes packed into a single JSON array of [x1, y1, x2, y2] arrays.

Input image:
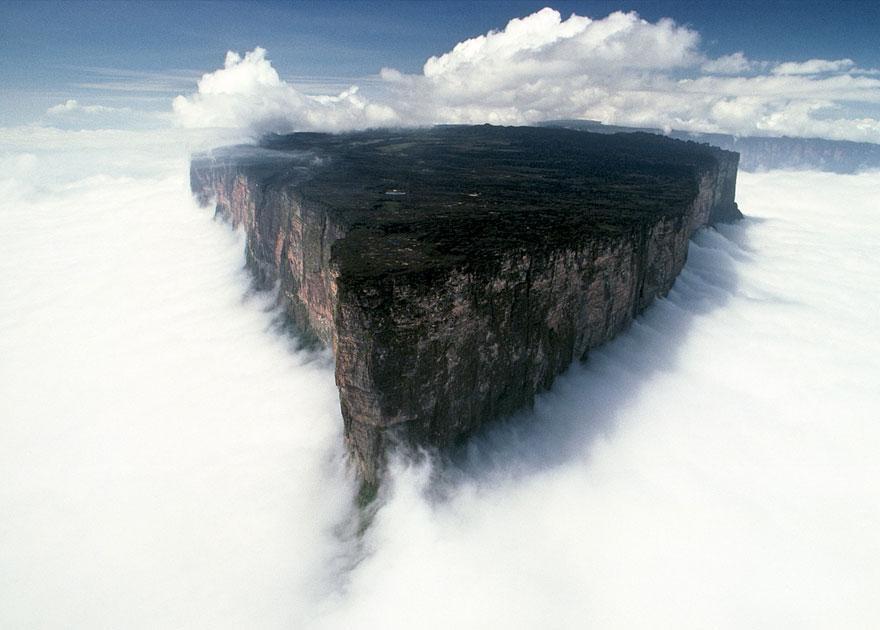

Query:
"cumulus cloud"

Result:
[[173, 9, 880, 143], [423, 9, 700, 81], [702, 51, 754, 75], [173, 48, 398, 135], [391, 8, 703, 126]]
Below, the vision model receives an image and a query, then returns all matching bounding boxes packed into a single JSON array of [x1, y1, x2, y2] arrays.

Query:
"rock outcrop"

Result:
[[191, 125, 741, 486]]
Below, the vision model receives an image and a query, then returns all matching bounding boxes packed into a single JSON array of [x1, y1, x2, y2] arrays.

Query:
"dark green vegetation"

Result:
[[256, 126, 722, 279]]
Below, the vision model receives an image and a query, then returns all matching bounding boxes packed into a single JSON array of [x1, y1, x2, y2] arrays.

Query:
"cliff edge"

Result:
[[190, 125, 741, 486]]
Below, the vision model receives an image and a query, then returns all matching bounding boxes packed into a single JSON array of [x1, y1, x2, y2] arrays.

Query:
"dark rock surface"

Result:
[[190, 125, 741, 485]]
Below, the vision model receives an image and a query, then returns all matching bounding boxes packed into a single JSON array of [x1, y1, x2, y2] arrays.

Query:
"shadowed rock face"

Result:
[[190, 125, 740, 485]]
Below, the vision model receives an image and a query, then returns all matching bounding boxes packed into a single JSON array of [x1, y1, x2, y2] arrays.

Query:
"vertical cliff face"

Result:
[[191, 126, 740, 485], [332, 155, 739, 481], [192, 160, 344, 346]]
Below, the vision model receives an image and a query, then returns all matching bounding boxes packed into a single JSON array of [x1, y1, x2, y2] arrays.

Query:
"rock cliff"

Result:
[[191, 125, 741, 486]]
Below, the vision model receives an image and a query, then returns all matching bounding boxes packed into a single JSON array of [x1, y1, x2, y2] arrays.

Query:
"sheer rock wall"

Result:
[[191, 127, 740, 485]]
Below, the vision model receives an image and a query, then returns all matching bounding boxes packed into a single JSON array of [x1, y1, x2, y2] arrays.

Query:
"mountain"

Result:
[[190, 125, 741, 491]]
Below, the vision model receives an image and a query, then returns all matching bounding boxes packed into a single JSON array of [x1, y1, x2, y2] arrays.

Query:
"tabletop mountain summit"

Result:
[[190, 125, 741, 488]]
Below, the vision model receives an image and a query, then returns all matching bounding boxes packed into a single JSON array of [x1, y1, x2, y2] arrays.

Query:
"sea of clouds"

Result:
[[3, 6, 880, 629], [2, 125, 878, 630]]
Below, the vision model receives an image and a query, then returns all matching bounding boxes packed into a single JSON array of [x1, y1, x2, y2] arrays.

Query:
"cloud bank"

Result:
[[173, 8, 880, 142], [4, 5, 880, 627], [2, 122, 879, 628], [173, 48, 399, 134], [0, 129, 359, 629], [311, 169, 880, 629]]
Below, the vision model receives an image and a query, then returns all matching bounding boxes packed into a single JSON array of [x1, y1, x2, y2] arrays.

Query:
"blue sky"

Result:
[[3, 1, 879, 140], [4, 1, 878, 92]]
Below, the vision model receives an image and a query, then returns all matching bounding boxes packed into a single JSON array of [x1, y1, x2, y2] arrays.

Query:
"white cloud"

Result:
[[8, 8, 880, 627], [43, 99, 172, 132], [772, 57, 855, 75], [0, 126, 357, 628], [47, 99, 129, 115], [395, 9, 702, 125], [424, 9, 700, 80], [4, 113, 880, 629], [702, 51, 754, 75], [172, 10, 880, 144], [172, 47, 398, 135], [46, 98, 79, 114]]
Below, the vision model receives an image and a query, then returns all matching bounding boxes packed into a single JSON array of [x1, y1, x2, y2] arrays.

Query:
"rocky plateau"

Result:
[[190, 125, 741, 489]]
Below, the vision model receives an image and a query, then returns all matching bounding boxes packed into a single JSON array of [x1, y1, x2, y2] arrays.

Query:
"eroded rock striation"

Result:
[[191, 125, 741, 485]]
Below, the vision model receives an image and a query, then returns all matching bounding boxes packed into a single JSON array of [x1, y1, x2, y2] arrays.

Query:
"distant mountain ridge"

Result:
[[541, 120, 880, 174]]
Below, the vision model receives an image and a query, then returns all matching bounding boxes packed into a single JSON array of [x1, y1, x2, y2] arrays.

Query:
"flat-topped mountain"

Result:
[[191, 125, 741, 488]]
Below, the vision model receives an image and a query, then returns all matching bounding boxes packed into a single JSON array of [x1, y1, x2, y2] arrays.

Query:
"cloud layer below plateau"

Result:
[[169, 8, 880, 142], [1, 125, 879, 628], [4, 5, 880, 628]]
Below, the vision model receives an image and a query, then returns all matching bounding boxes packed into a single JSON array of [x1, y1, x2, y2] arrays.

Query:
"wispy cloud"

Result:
[[772, 57, 855, 75], [64, 65, 201, 95], [47, 99, 130, 115]]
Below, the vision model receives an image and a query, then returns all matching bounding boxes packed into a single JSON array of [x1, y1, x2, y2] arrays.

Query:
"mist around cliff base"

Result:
[[1, 128, 879, 629]]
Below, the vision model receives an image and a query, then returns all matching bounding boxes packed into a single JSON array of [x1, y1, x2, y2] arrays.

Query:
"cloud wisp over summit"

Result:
[[172, 8, 880, 142]]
